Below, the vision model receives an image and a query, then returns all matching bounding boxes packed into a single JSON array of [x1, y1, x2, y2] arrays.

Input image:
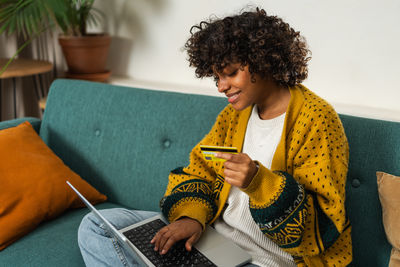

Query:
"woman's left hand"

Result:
[[216, 152, 258, 189]]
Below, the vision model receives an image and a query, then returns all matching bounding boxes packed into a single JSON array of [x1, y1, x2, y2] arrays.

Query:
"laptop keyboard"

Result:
[[123, 219, 217, 267]]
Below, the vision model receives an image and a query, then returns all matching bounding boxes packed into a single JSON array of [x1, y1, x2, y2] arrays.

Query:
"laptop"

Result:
[[67, 181, 252, 267]]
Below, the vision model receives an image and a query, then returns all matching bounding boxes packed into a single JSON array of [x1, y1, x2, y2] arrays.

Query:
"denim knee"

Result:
[[78, 212, 104, 247]]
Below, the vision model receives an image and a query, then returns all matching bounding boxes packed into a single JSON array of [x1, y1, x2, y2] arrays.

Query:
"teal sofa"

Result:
[[0, 79, 399, 266]]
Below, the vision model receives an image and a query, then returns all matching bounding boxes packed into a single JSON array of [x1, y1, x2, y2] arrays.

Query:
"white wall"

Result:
[[93, 0, 400, 121]]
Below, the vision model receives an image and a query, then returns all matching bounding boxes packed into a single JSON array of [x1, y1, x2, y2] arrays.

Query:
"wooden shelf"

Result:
[[0, 58, 53, 79]]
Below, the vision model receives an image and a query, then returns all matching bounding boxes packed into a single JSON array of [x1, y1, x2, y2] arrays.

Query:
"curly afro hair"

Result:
[[184, 8, 311, 87]]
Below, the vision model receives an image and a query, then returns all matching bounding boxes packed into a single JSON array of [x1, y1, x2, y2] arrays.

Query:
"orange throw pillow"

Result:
[[0, 121, 107, 250]]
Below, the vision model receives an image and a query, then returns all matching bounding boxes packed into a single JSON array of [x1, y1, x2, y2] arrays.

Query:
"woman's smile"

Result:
[[226, 91, 241, 104]]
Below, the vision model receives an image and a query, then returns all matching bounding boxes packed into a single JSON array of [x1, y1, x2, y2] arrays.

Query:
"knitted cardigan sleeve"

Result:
[[242, 101, 350, 260], [160, 105, 232, 228]]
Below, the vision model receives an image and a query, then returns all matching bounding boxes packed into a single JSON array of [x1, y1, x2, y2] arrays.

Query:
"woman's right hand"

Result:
[[150, 217, 203, 255]]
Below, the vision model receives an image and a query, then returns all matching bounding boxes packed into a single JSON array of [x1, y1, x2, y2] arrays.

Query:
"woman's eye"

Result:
[[213, 76, 219, 86], [228, 70, 238, 77]]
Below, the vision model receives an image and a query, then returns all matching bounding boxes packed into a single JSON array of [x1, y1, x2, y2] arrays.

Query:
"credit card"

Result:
[[200, 145, 238, 161]]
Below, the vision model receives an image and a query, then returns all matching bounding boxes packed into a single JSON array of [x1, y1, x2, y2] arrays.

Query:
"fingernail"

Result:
[[161, 249, 166, 254]]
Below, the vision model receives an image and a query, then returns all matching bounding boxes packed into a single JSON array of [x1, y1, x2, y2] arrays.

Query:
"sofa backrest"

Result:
[[40, 79, 227, 212], [41, 79, 399, 266], [340, 115, 399, 266]]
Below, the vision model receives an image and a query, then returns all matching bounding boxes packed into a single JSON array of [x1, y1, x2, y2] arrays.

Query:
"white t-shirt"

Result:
[[213, 105, 296, 267]]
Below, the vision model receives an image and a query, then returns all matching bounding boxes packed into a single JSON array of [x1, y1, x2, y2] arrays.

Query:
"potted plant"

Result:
[[0, 0, 111, 81]]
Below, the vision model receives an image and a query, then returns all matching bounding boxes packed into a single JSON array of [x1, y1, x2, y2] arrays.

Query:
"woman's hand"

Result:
[[150, 217, 203, 255], [216, 152, 258, 189]]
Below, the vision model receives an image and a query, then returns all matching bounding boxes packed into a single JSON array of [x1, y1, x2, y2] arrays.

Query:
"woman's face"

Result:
[[214, 63, 270, 111]]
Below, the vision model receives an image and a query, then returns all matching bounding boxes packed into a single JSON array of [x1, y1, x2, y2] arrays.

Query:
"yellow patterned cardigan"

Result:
[[160, 85, 352, 266]]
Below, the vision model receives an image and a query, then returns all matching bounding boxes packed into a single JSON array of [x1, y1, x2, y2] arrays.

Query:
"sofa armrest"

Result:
[[0, 117, 41, 133]]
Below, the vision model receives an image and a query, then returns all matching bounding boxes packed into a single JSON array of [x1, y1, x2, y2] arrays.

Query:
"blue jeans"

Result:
[[78, 208, 259, 267]]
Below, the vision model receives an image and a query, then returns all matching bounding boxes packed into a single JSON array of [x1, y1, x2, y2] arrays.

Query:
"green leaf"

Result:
[[0, 0, 103, 37]]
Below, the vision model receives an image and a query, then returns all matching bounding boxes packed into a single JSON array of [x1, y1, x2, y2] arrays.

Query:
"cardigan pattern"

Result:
[[160, 85, 352, 266], [252, 171, 308, 249]]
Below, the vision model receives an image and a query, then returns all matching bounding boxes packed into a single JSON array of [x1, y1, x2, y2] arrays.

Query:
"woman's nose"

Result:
[[217, 78, 230, 93]]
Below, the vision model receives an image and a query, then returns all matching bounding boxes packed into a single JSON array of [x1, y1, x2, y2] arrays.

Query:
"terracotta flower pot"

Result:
[[58, 34, 111, 74]]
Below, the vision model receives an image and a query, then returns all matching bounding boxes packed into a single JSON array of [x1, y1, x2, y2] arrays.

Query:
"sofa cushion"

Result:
[[0, 202, 122, 267], [0, 121, 107, 250], [377, 171, 400, 267]]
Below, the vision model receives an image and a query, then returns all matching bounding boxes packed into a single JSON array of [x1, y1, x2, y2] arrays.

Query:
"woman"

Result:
[[78, 7, 352, 267]]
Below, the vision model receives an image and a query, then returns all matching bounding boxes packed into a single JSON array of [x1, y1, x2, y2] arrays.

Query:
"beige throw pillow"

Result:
[[377, 171, 400, 267]]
